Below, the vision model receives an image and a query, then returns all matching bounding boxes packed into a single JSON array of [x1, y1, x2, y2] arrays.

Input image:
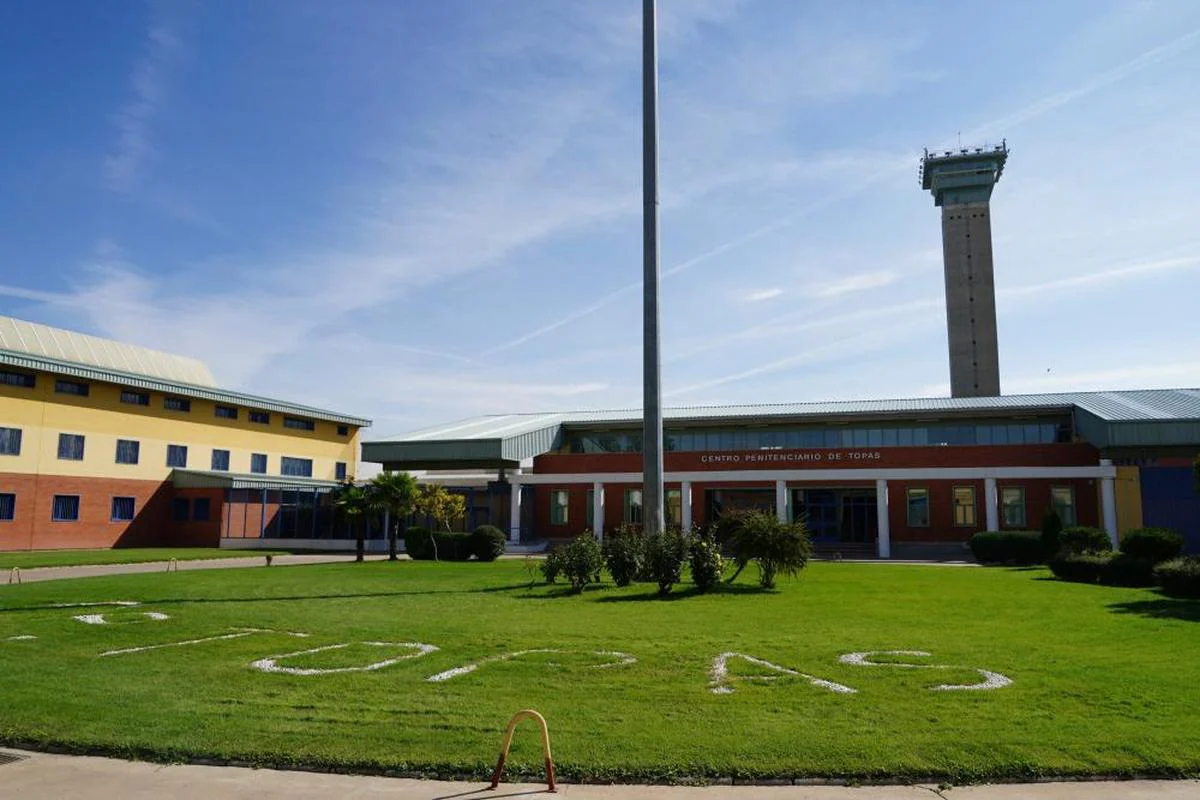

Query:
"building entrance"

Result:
[[792, 488, 877, 543]]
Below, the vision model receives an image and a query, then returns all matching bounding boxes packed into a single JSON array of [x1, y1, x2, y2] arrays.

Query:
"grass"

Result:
[[1, 559, 1198, 784], [0, 547, 289, 571]]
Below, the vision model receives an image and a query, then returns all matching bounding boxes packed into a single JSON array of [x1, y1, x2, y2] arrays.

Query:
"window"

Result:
[[283, 417, 315, 431], [666, 488, 682, 527], [120, 390, 150, 406], [337, 425, 349, 436], [52, 495, 79, 521], [906, 488, 930, 527], [250, 453, 267, 474], [0, 493, 14, 521], [172, 497, 189, 522], [211, 449, 230, 471], [193, 498, 211, 521], [623, 489, 643, 524], [952, 486, 976, 527], [166, 444, 188, 468], [1001, 487, 1026, 528], [55, 379, 89, 396], [215, 405, 238, 420], [0, 370, 35, 388], [0, 427, 21, 456], [249, 411, 270, 425], [164, 396, 191, 412], [335, 462, 347, 481], [57, 433, 85, 461], [111, 497, 135, 522], [115, 439, 140, 465], [281, 457, 313, 477], [550, 490, 569, 525], [1050, 486, 1077, 527]]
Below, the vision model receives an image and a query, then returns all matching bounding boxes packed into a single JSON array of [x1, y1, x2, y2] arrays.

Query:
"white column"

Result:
[[1101, 462, 1118, 548], [592, 482, 605, 541], [984, 477, 999, 532], [681, 481, 692, 532], [875, 479, 890, 559], [775, 480, 787, 523], [508, 482, 522, 544]]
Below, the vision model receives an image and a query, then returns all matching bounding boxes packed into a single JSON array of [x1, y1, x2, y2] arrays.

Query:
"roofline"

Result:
[[0, 348, 371, 427], [171, 469, 343, 491]]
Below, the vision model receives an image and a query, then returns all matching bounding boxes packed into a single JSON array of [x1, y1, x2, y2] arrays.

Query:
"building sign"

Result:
[[698, 450, 883, 466]]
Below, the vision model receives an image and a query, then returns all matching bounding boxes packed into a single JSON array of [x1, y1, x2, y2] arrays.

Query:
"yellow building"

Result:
[[0, 315, 370, 551]]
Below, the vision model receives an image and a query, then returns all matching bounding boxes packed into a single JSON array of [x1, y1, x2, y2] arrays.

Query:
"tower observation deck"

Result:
[[919, 142, 1008, 398]]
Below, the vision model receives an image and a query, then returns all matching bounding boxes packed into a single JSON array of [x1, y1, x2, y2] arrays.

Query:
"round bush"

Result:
[[644, 529, 687, 596], [471, 525, 507, 562], [688, 534, 725, 593], [602, 529, 645, 587], [541, 547, 566, 583], [1120, 528, 1184, 563], [1153, 557, 1200, 599], [968, 531, 1043, 565], [1059, 526, 1112, 555], [561, 535, 603, 593], [1097, 554, 1158, 588], [1048, 552, 1112, 583], [402, 526, 435, 560]]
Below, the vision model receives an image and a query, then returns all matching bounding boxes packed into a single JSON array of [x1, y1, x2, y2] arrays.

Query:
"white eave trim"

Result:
[[509, 465, 1117, 484]]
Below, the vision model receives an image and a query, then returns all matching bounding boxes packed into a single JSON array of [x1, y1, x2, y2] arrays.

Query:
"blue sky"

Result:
[[1, 0, 1199, 442]]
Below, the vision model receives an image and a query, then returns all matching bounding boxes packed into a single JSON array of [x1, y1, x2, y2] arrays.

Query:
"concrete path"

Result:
[[8, 553, 389, 584], [0, 750, 1195, 799]]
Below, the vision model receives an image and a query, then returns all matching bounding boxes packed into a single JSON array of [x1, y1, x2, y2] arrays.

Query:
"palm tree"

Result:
[[371, 471, 418, 561], [333, 481, 371, 563]]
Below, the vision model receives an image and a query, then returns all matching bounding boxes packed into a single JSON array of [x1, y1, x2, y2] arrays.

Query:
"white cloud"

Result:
[[105, 23, 183, 193], [815, 272, 896, 298], [743, 288, 783, 302]]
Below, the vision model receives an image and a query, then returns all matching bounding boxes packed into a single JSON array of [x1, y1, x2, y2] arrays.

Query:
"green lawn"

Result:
[[0, 560, 1197, 784], [0, 547, 288, 571]]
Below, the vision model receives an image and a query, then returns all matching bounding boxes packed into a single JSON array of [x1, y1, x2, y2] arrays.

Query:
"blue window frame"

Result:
[[215, 405, 238, 420], [172, 497, 189, 522], [281, 457, 313, 477], [283, 417, 315, 432], [193, 498, 211, 521], [335, 462, 347, 480], [120, 390, 150, 406], [111, 496, 135, 522], [250, 453, 267, 474], [0, 370, 35, 388], [0, 427, 22, 456], [0, 493, 14, 521], [211, 449, 230, 471], [164, 396, 191, 412], [249, 411, 270, 424], [55, 379, 89, 396], [52, 495, 80, 521], [166, 444, 188, 468], [115, 439, 140, 465], [57, 433, 85, 461]]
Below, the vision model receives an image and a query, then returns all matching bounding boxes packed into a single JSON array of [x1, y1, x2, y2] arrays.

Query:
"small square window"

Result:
[[211, 449, 230, 471], [283, 417, 315, 432], [250, 453, 267, 474], [337, 425, 349, 436], [52, 495, 80, 521], [164, 396, 191, 412], [906, 488, 930, 527], [111, 496, 135, 521], [172, 497, 190, 522], [167, 444, 188, 468], [55, 379, 89, 397], [57, 433, 85, 461], [0, 493, 15, 521], [193, 498, 211, 521], [120, 390, 150, 406], [335, 462, 347, 480], [215, 405, 238, 420], [115, 439, 140, 465], [0, 427, 23, 456], [249, 411, 270, 425]]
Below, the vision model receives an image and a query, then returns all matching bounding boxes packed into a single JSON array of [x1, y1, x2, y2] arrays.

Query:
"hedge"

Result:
[[1097, 554, 1159, 588], [402, 527, 473, 561], [1119, 528, 1184, 562], [1154, 557, 1200, 599], [968, 531, 1043, 565], [1048, 552, 1112, 583], [471, 525, 507, 562], [1058, 526, 1112, 555]]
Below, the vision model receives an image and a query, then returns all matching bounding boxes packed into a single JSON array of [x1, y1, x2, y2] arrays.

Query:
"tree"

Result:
[[333, 481, 373, 563], [722, 511, 812, 589], [415, 484, 467, 532], [371, 471, 418, 562]]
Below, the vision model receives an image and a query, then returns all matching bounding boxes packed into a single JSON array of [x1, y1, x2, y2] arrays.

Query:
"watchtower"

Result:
[[919, 142, 1008, 398]]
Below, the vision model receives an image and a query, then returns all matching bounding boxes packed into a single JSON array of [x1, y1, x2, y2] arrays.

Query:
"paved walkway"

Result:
[[0, 750, 1195, 799], [8, 553, 389, 584]]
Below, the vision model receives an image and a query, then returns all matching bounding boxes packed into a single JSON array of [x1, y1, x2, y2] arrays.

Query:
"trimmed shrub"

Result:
[[1048, 552, 1112, 584], [721, 511, 811, 589], [1098, 554, 1158, 588], [644, 529, 687, 596], [402, 526, 434, 560], [968, 531, 1043, 565], [1040, 507, 1063, 557], [402, 528, 473, 561], [561, 535, 604, 594], [541, 547, 566, 584], [1059, 526, 1112, 555], [1154, 557, 1200, 599], [602, 528, 645, 587], [471, 525, 507, 562], [688, 533, 725, 593], [1120, 528, 1184, 563]]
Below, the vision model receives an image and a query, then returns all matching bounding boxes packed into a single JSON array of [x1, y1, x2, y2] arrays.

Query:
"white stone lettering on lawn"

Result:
[[99, 628, 297, 657], [251, 642, 438, 676], [709, 652, 857, 695], [426, 649, 637, 683], [51, 601, 141, 608], [4, 635, 37, 641], [73, 611, 170, 625], [838, 651, 1012, 691]]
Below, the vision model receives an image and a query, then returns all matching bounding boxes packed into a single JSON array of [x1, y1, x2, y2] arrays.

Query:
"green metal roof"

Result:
[[172, 469, 342, 491], [361, 388, 1200, 468]]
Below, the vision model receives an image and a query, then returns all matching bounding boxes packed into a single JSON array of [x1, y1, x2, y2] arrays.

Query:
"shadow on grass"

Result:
[[1108, 597, 1200, 622], [432, 789, 551, 800], [594, 583, 771, 602]]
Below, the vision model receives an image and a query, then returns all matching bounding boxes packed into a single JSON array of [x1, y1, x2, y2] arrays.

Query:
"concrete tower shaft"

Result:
[[920, 143, 1008, 398]]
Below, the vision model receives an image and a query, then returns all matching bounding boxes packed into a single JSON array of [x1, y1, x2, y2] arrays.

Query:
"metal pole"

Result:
[[642, 0, 665, 536]]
